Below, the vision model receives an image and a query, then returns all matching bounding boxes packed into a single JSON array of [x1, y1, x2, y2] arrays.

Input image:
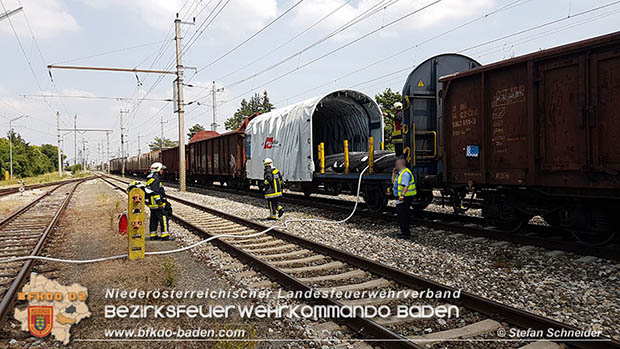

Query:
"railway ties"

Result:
[[101, 174, 620, 349], [0, 179, 86, 323]]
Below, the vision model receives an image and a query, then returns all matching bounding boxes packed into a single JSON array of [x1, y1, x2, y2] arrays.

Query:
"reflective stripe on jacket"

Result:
[[397, 168, 416, 197], [264, 167, 283, 199], [146, 172, 166, 208]]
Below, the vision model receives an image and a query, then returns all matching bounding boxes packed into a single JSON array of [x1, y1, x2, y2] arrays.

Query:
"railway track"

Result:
[[0, 177, 86, 197], [0, 179, 86, 324], [101, 175, 620, 349], [106, 173, 620, 261]]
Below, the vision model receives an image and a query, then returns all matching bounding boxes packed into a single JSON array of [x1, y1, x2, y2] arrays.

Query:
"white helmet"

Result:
[[264, 158, 273, 167], [393, 102, 403, 109], [150, 162, 166, 172]]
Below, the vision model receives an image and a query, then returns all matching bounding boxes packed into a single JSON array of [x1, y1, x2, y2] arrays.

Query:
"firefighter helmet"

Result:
[[150, 162, 166, 172], [264, 158, 273, 167], [393, 102, 403, 110]]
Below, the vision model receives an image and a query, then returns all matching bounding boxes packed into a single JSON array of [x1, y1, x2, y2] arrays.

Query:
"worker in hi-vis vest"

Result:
[[392, 157, 417, 239], [146, 162, 171, 240], [263, 158, 284, 220]]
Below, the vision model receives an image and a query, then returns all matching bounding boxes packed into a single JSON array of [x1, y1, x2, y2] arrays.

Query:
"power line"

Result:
[[472, 7, 620, 59], [21, 94, 173, 102], [132, 0, 231, 132], [215, 0, 353, 82], [220, 0, 400, 91], [0, 0, 60, 128], [196, 0, 305, 73], [219, 0, 442, 104], [458, 0, 620, 53], [51, 40, 168, 65], [275, 0, 531, 104]]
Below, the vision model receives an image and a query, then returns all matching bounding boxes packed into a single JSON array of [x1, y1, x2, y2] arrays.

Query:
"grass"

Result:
[[162, 258, 177, 287], [0, 170, 90, 188]]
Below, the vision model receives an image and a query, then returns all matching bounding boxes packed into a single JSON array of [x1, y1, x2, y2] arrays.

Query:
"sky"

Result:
[[0, 0, 618, 165]]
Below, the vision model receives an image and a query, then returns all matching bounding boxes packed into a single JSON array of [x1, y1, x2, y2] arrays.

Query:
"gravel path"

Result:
[[164, 184, 620, 341]]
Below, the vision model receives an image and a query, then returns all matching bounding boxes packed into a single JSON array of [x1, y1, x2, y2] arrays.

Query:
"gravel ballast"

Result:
[[161, 184, 620, 341]]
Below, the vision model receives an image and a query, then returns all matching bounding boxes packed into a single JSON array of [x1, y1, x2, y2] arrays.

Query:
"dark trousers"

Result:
[[396, 196, 414, 236], [149, 208, 169, 235], [267, 198, 282, 218]]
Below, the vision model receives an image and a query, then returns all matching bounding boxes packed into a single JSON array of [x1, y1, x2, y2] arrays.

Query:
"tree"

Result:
[[0, 132, 60, 178], [374, 88, 403, 151], [187, 123, 205, 140], [224, 90, 275, 130], [148, 137, 178, 151]]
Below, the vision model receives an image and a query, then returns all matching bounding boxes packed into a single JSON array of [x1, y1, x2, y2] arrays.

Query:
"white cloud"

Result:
[[0, 0, 79, 39]]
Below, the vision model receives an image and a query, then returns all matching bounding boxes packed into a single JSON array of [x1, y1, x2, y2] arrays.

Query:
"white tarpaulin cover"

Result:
[[245, 89, 383, 182]]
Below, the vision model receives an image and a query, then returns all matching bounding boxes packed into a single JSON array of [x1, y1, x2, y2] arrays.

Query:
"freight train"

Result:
[[110, 31, 620, 246]]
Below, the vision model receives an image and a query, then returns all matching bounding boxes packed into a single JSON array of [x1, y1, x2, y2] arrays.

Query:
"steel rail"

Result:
[[109, 171, 620, 261], [101, 174, 620, 349], [0, 177, 86, 197], [0, 179, 86, 324], [0, 185, 62, 228], [99, 175, 419, 348]]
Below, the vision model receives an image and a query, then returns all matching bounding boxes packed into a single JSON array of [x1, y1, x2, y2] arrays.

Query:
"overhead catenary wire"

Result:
[[0, 0, 62, 129], [15, 0, 75, 127], [196, 0, 306, 74], [213, 0, 442, 107], [458, 0, 620, 53], [215, 0, 354, 82], [130, 0, 231, 132], [275, 0, 619, 106], [274, 0, 532, 105], [471, 7, 620, 59], [218, 0, 403, 91]]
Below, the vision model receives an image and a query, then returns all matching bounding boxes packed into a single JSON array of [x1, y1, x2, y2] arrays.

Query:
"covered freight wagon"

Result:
[[440, 31, 620, 244], [245, 89, 391, 209], [245, 89, 383, 182]]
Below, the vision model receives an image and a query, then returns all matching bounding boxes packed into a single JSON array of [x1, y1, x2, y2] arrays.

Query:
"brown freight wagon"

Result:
[[440, 31, 620, 245], [188, 131, 247, 188], [161, 146, 187, 181]]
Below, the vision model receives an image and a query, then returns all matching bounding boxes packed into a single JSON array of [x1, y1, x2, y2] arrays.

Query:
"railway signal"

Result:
[[127, 183, 146, 260]]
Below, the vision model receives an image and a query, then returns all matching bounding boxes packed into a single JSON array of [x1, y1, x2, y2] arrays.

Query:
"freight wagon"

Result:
[[161, 146, 188, 181], [188, 130, 247, 188], [245, 89, 393, 209], [396, 31, 620, 245], [440, 32, 620, 245]]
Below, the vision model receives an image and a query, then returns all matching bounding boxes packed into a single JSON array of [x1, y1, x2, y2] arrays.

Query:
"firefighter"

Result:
[[384, 102, 404, 154], [146, 162, 172, 240], [392, 156, 417, 239], [263, 158, 284, 220]]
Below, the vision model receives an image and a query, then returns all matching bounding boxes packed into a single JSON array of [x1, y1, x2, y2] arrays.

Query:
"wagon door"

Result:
[[590, 48, 620, 173], [537, 55, 587, 172]]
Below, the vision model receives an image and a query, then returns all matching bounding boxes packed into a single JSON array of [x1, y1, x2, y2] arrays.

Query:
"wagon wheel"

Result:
[[363, 186, 387, 212], [571, 230, 617, 247], [412, 191, 433, 211]]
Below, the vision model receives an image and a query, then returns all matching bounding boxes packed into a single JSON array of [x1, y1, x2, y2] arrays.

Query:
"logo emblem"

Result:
[[264, 137, 274, 149], [28, 306, 53, 338]]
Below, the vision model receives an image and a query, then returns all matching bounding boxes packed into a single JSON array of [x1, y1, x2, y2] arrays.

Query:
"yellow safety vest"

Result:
[[397, 168, 417, 197]]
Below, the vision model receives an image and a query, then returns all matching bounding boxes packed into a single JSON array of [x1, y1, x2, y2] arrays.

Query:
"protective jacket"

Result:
[[396, 168, 417, 197], [390, 110, 403, 143], [264, 166, 283, 199], [146, 172, 167, 209]]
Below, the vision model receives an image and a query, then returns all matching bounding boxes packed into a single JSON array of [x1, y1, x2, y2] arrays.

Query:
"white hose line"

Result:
[[0, 162, 379, 265]]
